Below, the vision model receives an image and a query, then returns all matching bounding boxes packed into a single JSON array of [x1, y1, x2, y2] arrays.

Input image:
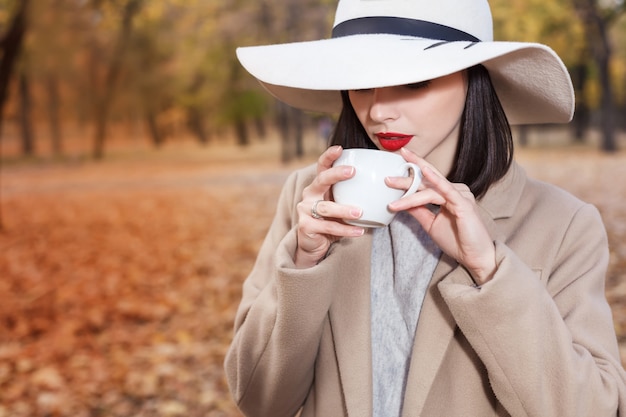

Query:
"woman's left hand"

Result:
[[387, 148, 497, 286]]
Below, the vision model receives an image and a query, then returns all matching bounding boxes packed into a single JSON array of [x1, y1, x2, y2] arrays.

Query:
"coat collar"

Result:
[[327, 162, 528, 416], [476, 161, 527, 245], [478, 161, 527, 221]]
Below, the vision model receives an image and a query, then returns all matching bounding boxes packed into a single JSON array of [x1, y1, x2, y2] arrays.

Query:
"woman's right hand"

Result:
[[295, 146, 366, 268]]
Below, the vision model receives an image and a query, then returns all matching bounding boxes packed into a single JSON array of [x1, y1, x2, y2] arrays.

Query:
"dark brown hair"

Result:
[[328, 64, 513, 199]]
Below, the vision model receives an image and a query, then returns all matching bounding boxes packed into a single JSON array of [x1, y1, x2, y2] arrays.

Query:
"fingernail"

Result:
[[350, 208, 362, 218], [353, 228, 365, 236], [344, 166, 355, 176]]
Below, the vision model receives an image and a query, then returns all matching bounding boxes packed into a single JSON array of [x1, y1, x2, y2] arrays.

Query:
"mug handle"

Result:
[[400, 163, 422, 197]]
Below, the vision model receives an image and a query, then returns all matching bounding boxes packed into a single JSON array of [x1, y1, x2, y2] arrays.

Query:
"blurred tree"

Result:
[[492, 0, 625, 151], [572, 0, 625, 152], [1, 0, 336, 159], [0, 0, 29, 139], [491, 0, 587, 145], [21, 0, 76, 157], [170, 0, 245, 145], [571, 62, 591, 142], [278, 0, 305, 161], [0, 0, 29, 232], [18, 71, 33, 155], [92, 0, 144, 159], [617, 14, 626, 130], [126, 1, 179, 147], [2, 0, 620, 162], [242, 0, 334, 161]]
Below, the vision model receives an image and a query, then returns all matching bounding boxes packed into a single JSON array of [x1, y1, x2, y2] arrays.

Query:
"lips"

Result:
[[375, 133, 413, 151]]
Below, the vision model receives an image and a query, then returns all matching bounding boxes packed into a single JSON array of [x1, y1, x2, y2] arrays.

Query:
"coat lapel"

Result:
[[401, 163, 526, 415], [328, 232, 374, 417], [327, 163, 527, 416], [400, 253, 459, 416]]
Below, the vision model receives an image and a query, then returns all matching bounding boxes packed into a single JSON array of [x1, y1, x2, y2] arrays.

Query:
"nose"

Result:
[[368, 88, 399, 123]]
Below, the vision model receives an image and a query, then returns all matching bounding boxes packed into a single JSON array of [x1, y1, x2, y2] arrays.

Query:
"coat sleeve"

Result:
[[438, 203, 626, 417], [223, 167, 340, 417]]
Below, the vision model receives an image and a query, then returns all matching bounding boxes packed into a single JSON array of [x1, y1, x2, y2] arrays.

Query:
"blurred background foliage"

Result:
[[0, 0, 624, 161]]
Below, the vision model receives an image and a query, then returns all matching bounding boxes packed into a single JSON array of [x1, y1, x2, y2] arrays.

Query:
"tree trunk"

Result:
[[18, 73, 34, 156], [93, 95, 110, 159], [255, 117, 266, 140], [47, 75, 62, 155], [92, 0, 143, 159], [187, 107, 208, 144], [0, 0, 29, 138], [235, 120, 249, 147], [276, 101, 292, 163], [575, 0, 618, 152], [597, 54, 616, 152], [146, 110, 164, 147], [184, 74, 208, 145], [571, 63, 590, 143], [0, 0, 29, 233], [293, 107, 304, 158]]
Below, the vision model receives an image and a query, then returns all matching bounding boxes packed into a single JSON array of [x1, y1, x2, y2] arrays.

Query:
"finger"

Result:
[[296, 199, 364, 241], [399, 147, 424, 164], [317, 164, 356, 190], [409, 205, 438, 231], [399, 147, 441, 172], [388, 170, 472, 211], [398, 147, 449, 188], [308, 199, 363, 222], [385, 175, 420, 191], [317, 145, 344, 174], [297, 214, 365, 250], [388, 187, 446, 211], [306, 157, 357, 198], [316, 221, 366, 238], [386, 177, 432, 195], [421, 166, 474, 207]]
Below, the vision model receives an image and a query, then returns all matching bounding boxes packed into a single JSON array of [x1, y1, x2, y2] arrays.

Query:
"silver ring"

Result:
[[311, 200, 324, 219]]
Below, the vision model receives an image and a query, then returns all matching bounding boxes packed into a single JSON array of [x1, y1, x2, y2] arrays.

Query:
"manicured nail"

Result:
[[350, 208, 363, 218], [353, 228, 365, 236]]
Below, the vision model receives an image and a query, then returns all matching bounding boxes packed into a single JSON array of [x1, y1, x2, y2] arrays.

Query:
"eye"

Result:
[[405, 80, 431, 90]]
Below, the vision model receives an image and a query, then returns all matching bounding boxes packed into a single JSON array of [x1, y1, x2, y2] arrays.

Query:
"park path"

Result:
[[1, 144, 306, 197]]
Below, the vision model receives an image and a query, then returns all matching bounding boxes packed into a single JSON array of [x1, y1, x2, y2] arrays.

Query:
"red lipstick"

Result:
[[375, 133, 413, 151]]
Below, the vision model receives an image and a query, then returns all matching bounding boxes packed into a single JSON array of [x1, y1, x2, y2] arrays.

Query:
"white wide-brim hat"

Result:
[[236, 0, 575, 125]]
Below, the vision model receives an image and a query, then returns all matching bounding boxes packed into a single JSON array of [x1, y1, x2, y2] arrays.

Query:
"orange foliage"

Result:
[[0, 138, 625, 416], [0, 142, 296, 416]]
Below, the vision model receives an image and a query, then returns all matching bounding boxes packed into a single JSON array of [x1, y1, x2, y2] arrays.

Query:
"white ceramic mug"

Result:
[[332, 148, 422, 228]]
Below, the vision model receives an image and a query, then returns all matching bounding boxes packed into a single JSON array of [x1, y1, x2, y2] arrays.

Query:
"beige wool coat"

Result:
[[224, 161, 626, 417]]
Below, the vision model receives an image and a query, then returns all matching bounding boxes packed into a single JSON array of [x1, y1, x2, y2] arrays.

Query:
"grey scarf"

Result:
[[371, 211, 442, 417]]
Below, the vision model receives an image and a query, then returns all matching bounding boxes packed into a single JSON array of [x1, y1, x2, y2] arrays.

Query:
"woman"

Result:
[[224, 0, 626, 416]]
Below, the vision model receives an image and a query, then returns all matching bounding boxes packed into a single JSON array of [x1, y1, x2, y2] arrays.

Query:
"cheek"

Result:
[[422, 87, 466, 134], [347, 91, 368, 124], [435, 98, 464, 127]]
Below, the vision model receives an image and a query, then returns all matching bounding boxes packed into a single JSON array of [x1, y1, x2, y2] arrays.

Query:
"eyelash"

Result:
[[405, 80, 431, 90], [351, 80, 432, 93]]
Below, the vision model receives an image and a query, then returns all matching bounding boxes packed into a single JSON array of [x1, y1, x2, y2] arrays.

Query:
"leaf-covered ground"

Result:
[[1, 137, 625, 416]]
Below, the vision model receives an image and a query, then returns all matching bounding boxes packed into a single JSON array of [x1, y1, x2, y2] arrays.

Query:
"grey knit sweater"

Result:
[[371, 211, 442, 417]]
